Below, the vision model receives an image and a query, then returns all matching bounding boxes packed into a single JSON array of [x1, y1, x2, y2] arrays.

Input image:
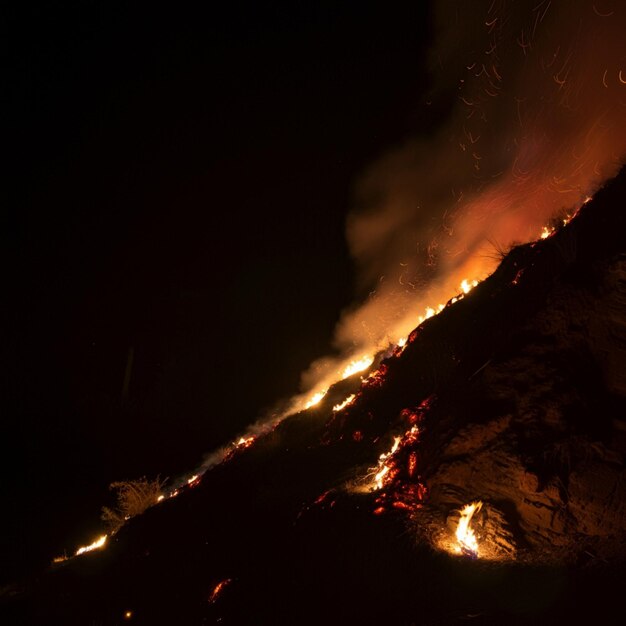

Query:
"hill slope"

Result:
[[3, 169, 626, 625]]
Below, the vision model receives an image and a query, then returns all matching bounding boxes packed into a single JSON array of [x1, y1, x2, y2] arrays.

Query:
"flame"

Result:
[[540, 225, 554, 239], [299, 277, 483, 416], [187, 474, 201, 487], [372, 436, 401, 490], [460, 278, 478, 294], [455, 501, 482, 556], [209, 578, 232, 603], [341, 355, 375, 379], [413, 278, 479, 326], [75, 534, 107, 556], [304, 389, 328, 409], [333, 394, 356, 412]]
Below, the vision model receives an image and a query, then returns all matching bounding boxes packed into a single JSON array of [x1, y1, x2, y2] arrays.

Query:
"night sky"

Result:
[[4, 2, 439, 580]]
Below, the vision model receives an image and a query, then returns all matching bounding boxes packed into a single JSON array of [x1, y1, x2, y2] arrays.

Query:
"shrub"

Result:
[[101, 475, 167, 533]]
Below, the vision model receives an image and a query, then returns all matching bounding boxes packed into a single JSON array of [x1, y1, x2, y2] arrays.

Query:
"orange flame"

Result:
[[304, 389, 328, 409], [75, 534, 107, 556], [333, 394, 356, 412], [209, 578, 232, 604], [455, 501, 482, 556], [371, 436, 401, 490], [341, 355, 375, 379]]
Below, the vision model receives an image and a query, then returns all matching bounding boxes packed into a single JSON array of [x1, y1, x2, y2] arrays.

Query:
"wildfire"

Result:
[[187, 474, 201, 487], [455, 501, 482, 557], [75, 534, 108, 556], [341, 355, 375, 379], [538, 199, 587, 241], [55, 268, 483, 568], [305, 389, 328, 409], [414, 278, 480, 326], [540, 225, 554, 239], [304, 277, 483, 415], [333, 394, 356, 412]]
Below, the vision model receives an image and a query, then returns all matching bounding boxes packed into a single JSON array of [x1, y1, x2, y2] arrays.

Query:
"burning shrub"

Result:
[[101, 476, 167, 533]]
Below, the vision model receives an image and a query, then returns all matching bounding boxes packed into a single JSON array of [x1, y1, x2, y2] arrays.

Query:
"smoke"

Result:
[[169, 0, 626, 511], [301, 0, 626, 392]]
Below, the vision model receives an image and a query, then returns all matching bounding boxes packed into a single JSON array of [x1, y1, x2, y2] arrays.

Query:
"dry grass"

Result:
[[101, 476, 167, 533]]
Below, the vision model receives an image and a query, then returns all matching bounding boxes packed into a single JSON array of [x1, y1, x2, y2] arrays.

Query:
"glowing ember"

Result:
[[455, 501, 482, 557], [364, 363, 388, 388], [460, 278, 478, 294], [333, 394, 356, 412], [420, 306, 437, 322], [413, 279, 479, 325], [305, 389, 327, 409], [373, 464, 390, 489], [75, 534, 107, 556], [209, 578, 232, 603], [341, 355, 375, 379], [124, 610, 133, 620]]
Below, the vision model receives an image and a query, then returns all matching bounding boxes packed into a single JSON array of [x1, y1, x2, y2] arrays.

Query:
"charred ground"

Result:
[[3, 170, 626, 624]]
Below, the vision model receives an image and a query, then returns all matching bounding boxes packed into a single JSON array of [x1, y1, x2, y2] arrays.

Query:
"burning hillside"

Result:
[[3, 169, 626, 624]]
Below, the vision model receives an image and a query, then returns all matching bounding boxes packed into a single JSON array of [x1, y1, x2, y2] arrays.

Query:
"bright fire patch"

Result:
[[341, 355, 375, 379], [75, 534, 107, 556], [333, 394, 356, 412], [455, 501, 482, 557]]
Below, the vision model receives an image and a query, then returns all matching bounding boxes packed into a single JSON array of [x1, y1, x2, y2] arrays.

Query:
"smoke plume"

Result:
[[302, 0, 626, 392]]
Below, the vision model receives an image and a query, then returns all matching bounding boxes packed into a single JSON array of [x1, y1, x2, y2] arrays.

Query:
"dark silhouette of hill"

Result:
[[2, 169, 626, 624]]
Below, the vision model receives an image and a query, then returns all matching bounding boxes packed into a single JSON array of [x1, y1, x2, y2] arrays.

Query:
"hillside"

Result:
[[2, 169, 626, 625]]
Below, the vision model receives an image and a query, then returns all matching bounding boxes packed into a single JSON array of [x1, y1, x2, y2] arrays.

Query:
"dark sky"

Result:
[[3, 1, 440, 579]]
